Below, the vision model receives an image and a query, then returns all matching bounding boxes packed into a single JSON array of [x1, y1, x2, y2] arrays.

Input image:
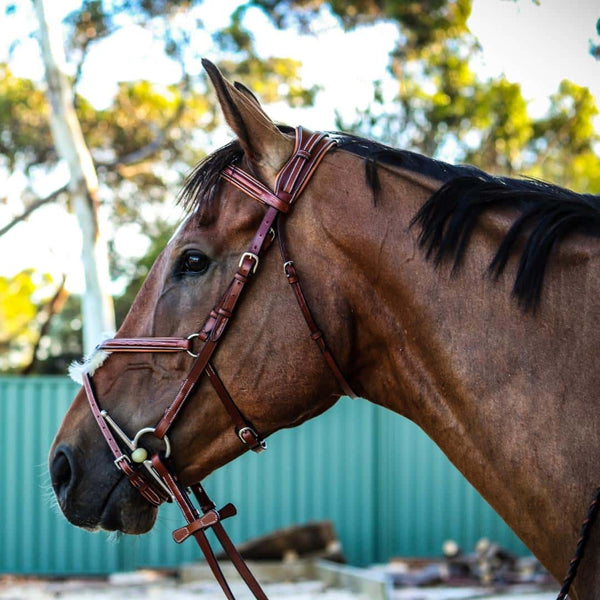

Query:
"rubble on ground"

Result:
[[0, 527, 559, 599], [373, 537, 554, 589]]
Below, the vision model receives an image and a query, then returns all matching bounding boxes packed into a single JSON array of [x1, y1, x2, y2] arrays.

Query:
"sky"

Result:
[[1, 0, 599, 291]]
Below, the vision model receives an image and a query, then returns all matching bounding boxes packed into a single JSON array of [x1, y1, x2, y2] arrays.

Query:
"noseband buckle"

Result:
[[114, 454, 131, 468], [237, 426, 267, 452]]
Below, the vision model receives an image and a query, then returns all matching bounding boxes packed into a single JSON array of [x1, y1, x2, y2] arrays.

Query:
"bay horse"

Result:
[[49, 60, 600, 598]]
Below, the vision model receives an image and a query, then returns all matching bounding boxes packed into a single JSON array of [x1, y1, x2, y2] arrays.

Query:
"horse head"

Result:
[[49, 61, 358, 534]]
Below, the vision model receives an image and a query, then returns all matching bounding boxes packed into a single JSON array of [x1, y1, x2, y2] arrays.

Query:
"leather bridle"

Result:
[[78, 128, 355, 600]]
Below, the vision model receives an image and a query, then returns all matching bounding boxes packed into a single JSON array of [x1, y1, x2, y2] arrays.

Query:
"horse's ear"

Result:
[[233, 81, 261, 106], [202, 59, 294, 177]]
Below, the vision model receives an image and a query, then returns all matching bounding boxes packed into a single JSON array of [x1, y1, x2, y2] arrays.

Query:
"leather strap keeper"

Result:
[[172, 503, 237, 543]]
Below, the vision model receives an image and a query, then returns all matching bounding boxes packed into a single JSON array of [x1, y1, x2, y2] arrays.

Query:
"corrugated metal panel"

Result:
[[0, 378, 122, 575], [132, 399, 380, 569], [374, 407, 528, 561], [0, 377, 527, 575]]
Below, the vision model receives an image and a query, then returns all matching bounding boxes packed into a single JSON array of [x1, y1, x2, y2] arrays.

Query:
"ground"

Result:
[[0, 573, 559, 600]]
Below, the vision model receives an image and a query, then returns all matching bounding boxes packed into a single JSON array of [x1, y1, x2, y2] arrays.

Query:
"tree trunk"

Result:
[[33, 0, 115, 354]]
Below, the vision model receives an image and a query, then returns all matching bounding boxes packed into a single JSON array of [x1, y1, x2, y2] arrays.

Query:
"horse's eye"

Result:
[[179, 250, 210, 275]]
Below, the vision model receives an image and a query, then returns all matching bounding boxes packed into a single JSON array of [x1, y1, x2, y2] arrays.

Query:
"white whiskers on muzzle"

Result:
[[39, 462, 62, 516]]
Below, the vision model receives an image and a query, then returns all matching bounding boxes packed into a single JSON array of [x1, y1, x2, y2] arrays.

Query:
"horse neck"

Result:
[[310, 150, 600, 590]]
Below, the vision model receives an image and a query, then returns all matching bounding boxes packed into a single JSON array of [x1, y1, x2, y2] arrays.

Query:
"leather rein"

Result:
[[79, 128, 355, 600]]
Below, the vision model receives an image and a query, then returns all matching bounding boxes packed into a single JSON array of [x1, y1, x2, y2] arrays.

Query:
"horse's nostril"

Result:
[[50, 447, 75, 501]]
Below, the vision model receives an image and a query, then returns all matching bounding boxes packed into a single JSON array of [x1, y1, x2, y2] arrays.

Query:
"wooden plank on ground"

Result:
[[314, 559, 392, 600]]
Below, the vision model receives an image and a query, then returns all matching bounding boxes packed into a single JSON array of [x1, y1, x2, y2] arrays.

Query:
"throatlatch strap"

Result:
[[276, 220, 357, 399], [205, 363, 266, 451]]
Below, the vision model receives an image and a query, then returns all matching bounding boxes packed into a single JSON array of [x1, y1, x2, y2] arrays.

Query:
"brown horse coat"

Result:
[[50, 62, 600, 597]]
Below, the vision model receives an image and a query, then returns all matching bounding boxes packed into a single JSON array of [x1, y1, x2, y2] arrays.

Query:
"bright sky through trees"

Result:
[[0, 0, 598, 289]]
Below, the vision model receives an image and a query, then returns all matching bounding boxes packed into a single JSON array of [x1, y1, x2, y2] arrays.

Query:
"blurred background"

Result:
[[0, 0, 599, 579]]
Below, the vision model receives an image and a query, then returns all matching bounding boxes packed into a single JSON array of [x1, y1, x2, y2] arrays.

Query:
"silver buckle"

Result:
[[283, 260, 294, 277], [114, 454, 131, 468], [186, 332, 200, 358], [237, 426, 267, 452], [239, 252, 259, 274]]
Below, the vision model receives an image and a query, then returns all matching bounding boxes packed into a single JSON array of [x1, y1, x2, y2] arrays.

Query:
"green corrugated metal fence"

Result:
[[0, 376, 527, 575]]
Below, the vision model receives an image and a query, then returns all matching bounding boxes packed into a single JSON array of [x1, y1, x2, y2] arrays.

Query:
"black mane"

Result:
[[178, 131, 600, 309], [332, 133, 487, 192], [412, 176, 600, 310]]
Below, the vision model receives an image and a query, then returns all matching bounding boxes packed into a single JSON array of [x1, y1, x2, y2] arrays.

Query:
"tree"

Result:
[[1, 0, 597, 373], [33, 0, 115, 354], [315, 0, 600, 190], [247, 0, 471, 50], [525, 80, 600, 190], [592, 16, 600, 60], [0, 0, 317, 370], [0, 270, 65, 372]]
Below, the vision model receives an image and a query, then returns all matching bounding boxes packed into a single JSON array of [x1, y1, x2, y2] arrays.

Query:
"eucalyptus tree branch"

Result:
[[34, 0, 115, 352], [21, 273, 69, 375], [0, 184, 68, 237], [72, 35, 93, 94]]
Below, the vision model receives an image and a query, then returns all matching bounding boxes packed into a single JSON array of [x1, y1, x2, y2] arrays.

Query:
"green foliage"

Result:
[[0, 270, 54, 372], [332, 1, 599, 192], [211, 5, 318, 108], [65, 0, 112, 49], [0, 66, 54, 171], [464, 77, 533, 174], [592, 17, 600, 59], [31, 294, 84, 375], [3, 0, 325, 375], [33, 222, 175, 375], [220, 57, 318, 107], [249, 0, 471, 53], [81, 80, 212, 160], [526, 81, 600, 190]]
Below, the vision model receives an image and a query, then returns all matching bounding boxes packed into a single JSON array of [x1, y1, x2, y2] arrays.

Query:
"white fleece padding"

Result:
[[68, 333, 115, 384]]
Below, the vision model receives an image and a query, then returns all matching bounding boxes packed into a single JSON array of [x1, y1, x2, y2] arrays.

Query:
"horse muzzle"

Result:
[[49, 443, 158, 534]]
